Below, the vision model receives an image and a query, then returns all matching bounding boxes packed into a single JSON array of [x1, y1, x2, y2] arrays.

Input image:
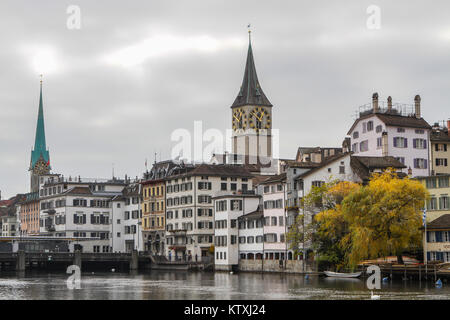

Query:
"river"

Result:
[[0, 270, 449, 300]]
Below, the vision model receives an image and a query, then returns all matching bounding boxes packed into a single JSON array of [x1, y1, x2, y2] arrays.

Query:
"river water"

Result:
[[0, 270, 449, 300]]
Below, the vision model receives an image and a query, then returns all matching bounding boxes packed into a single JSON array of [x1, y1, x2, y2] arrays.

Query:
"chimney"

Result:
[[372, 92, 379, 113], [447, 119, 450, 137], [414, 95, 421, 118], [381, 132, 388, 157], [387, 96, 392, 112]]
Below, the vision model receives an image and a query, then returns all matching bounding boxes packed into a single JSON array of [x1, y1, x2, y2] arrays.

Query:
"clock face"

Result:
[[249, 107, 271, 133], [34, 159, 49, 175], [232, 108, 247, 131]]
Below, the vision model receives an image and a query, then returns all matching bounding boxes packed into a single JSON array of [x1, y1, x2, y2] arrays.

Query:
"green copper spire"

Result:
[[231, 28, 272, 108], [30, 76, 50, 170]]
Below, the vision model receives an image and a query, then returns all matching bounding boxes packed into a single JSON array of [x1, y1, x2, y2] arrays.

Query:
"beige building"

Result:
[[417, 174, 450, 262], [430, 121, 450, 175]]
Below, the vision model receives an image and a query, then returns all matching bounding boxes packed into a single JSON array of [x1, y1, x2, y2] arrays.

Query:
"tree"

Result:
[[286, 180, 359, 269], [287, 170, 429, 270], [342, 170, 428, 267]]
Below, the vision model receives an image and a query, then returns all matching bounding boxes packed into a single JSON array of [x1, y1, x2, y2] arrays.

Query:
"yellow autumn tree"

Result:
[[341, 169, 429, 267]]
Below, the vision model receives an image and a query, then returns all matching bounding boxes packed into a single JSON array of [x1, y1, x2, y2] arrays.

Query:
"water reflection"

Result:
[[0, 270, 448, 300]]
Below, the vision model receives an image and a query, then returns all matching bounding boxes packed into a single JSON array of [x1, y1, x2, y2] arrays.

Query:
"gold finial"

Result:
[[247, 24, 252, 43], [40, 74, 43, 85]]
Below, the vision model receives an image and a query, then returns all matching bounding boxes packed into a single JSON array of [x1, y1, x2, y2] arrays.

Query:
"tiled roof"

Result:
[[167, 164, 253, 179], [238, 205, 263, 220], [350, 156, 406, 182], [431, 128, 450, 142], [64, 187, 93, 196], [295, 153, 350, 180], [347, 113, 432, 135], [257, 172, 286, 185], [425, 214, 450, 230]]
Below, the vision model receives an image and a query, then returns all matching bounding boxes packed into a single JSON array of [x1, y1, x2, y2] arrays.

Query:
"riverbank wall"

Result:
[[237, 259, 317, 274]]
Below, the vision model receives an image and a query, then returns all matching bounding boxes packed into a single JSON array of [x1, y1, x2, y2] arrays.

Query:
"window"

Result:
[[198, 182, 212, 190], [439, 196, 449, 210], [359, 140, 369, 152], [339, 166, 345, 174], [436, 158, 448, 167], [271, 217, 277, 226], [367, 121, 373, 131], [428, 198, 438, 210], [393, 137, 408, 148], [396, 157, 405, 165], [439, 177, 449, 188], [198, 195, 211, 203], [376, 125, 383, 133], [230, 183, 237, 191], [397, 128, 405, 133], [230, 200, 243, 211], [414, 158, 428, 169], [426, 178, 437, 189], [312, 181, 324, 188], [352, 143, 358, 153], [413, 138, 427, 149], [377, 137, 382, 149], [353, 131, 359, 139], [216, 200, 227, 212], [415, 129, 424, 134], [221, 183, 227, 191]]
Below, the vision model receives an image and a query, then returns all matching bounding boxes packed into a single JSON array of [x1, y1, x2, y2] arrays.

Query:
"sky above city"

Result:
[[1, 0, 450, 198]]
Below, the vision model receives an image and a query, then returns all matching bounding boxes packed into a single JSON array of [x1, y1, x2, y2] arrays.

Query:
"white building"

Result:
[[257, 174, 290, 261], [111, 182, 144, 253], [165, 164, 253, 261], [347, 93, 432, 177], [213, 193, 260, 271], [237, 208, 264, 262], [38, 175, 126, 253]]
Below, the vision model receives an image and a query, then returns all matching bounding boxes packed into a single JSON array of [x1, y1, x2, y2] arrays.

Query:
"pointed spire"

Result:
[[30, 75, 50, 170], [231, 28, 272, 108]]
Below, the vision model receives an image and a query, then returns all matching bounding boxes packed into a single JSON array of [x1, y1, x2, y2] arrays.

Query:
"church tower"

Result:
[[231, 30, 273, 163], [29, 77, 51, 192]]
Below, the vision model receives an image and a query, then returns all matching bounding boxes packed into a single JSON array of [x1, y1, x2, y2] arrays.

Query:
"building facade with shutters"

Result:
[[347, 93, 432, 177], [430, 121, 450, 175], [164, 164, 253, 261], [111, 182, 144, 253], [213, 193, 260, 271], [38, 175, 126, 253]]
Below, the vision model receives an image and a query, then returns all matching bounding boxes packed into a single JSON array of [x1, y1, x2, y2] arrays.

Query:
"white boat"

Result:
[[324, 271, 362, 278]]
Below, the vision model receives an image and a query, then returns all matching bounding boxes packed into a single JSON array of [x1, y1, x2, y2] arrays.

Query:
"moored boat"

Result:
[[324, 271, 362, 278]]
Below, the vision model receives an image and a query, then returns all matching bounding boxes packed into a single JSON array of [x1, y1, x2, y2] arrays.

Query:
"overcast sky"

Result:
[[1, 0, 450, 198]]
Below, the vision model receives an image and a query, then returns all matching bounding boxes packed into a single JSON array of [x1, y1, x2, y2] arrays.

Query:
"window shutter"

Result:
[[423, 140, 427, 149], [427, 251, 431, 261], [83, 214, 86, 224], [91, 214, 95, 224], [413, 139, 417, 148], [393, 137, 397, 147], [436, 144, 439, 151], [413, 159, 417, 168], [73, 215, 77, 224], [404, 138, 407, 148], [424, 159, 427, 169]]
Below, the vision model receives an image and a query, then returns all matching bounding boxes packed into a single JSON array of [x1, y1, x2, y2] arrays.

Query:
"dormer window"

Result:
[[397, 128, 406, 133]]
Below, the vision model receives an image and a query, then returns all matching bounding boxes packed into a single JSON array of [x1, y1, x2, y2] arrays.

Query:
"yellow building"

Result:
[[430, 122, 450, 175], [417, 174, 450, 262], [141, 178, 166, 254]]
